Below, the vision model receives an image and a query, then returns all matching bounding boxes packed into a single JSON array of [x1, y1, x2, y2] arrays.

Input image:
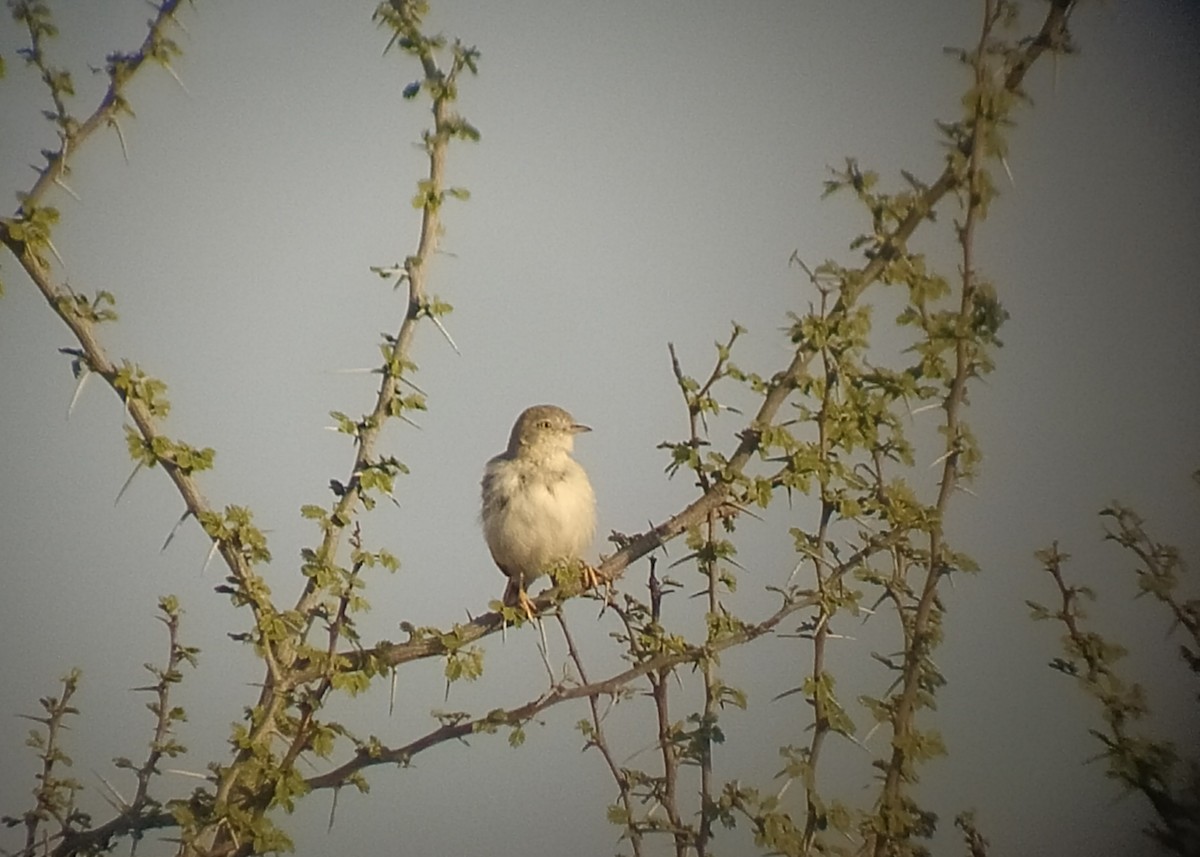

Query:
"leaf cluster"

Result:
[[1032, 514, 1200, 856]]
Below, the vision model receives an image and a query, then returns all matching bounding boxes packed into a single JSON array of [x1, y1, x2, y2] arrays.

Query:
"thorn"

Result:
[[115, 461, 145, 505], [389, 668, 397, 717], [397, 374, 427, 395], [1000, 154, 1016, 189], [796, 548, 835, 571], [429, 314, 461, 355], [862, 721, 882, 746], [382, 29, 401, 56], [775, 776, 794, 802], [649, 520, 670, 558], [844, 732, 872, 754], [536, 617, 554, 684], [667, 551, 699, 570], [928, 447, 954, 470], [724, 499, 763, 523], [16, 713, 53, 725], [45, 236, 67, 269], [53, 176, 81, 201], [200, 540, 218, 575], [67, 369, 91, 419], [92, 769, 131, 812], [161, 62, 191, 97], [161, 509, 193, 552], [164, 768, 211, 781], [109, 118, 130, 164]]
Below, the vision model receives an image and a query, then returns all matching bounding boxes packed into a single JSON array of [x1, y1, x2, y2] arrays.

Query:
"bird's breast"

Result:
[[481, 456, 596, 577]]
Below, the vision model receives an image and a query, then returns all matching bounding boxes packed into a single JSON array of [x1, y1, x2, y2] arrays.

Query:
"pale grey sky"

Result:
[[1, 2, 1198, 856]]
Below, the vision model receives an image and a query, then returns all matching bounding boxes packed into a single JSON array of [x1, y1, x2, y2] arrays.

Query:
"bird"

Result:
[[480, 404, 598, 620]]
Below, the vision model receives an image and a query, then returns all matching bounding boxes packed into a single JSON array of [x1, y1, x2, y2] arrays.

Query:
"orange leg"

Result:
[[504, 576, 539, 622], [581, 564, 603, 591], [516, 586, 538, 622]]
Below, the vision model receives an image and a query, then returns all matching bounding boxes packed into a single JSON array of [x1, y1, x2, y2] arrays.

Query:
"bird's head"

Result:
[[507, 404, 591, 459]]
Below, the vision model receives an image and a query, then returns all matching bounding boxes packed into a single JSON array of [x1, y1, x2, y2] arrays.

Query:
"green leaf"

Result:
[[328, 411, 358, 435], [300, 504, 327, 521], [606, 804, 630, 826]]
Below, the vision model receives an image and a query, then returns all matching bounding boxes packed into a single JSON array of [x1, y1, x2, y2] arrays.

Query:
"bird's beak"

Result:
[[571, 423, 592, 434]]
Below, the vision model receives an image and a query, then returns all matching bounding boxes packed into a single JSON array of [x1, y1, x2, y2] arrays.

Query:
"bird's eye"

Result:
[[538, 420, 552, 429]]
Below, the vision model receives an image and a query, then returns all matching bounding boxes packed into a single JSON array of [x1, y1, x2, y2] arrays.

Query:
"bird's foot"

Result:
[[581, 564, 616, 607], [516, 587, 539, 622], [582, 563, 603, 592]]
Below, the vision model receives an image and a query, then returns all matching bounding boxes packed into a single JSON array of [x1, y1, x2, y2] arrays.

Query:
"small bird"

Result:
[[481, 404, 598, 619]]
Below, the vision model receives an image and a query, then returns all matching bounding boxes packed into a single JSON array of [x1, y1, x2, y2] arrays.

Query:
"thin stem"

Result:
[[873, 2, 997, 851], [304, 533, 898, 791], [647, 561, 689, 856], [802, 293, 839, 850], [555, 613, 645, 857]]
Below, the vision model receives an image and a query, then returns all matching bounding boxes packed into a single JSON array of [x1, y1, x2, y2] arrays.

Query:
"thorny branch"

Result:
[[555, 611, 646, 857], [3, 599, 194, 857], [302, 530, 900, 793], [296, 0, 1078, 688], [1035, 541, 1200, 856], [2, 0, 1085, 855]]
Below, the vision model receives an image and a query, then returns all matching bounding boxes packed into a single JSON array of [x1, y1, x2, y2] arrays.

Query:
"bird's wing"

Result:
[[480, 466, 510, 514]]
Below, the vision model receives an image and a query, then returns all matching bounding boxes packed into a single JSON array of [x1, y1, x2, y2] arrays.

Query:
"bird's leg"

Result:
[[579, 562, 617, 608], [516, 586, 539, 622], [581, 563, 603, 592], [502, 574, 539, 623]]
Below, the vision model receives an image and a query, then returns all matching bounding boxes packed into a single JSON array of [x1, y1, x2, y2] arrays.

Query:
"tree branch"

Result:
[[303, 531, 898, 792]]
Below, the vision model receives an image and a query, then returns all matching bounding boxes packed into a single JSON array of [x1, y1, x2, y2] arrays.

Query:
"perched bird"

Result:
[[480, 404, 598, 619]]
